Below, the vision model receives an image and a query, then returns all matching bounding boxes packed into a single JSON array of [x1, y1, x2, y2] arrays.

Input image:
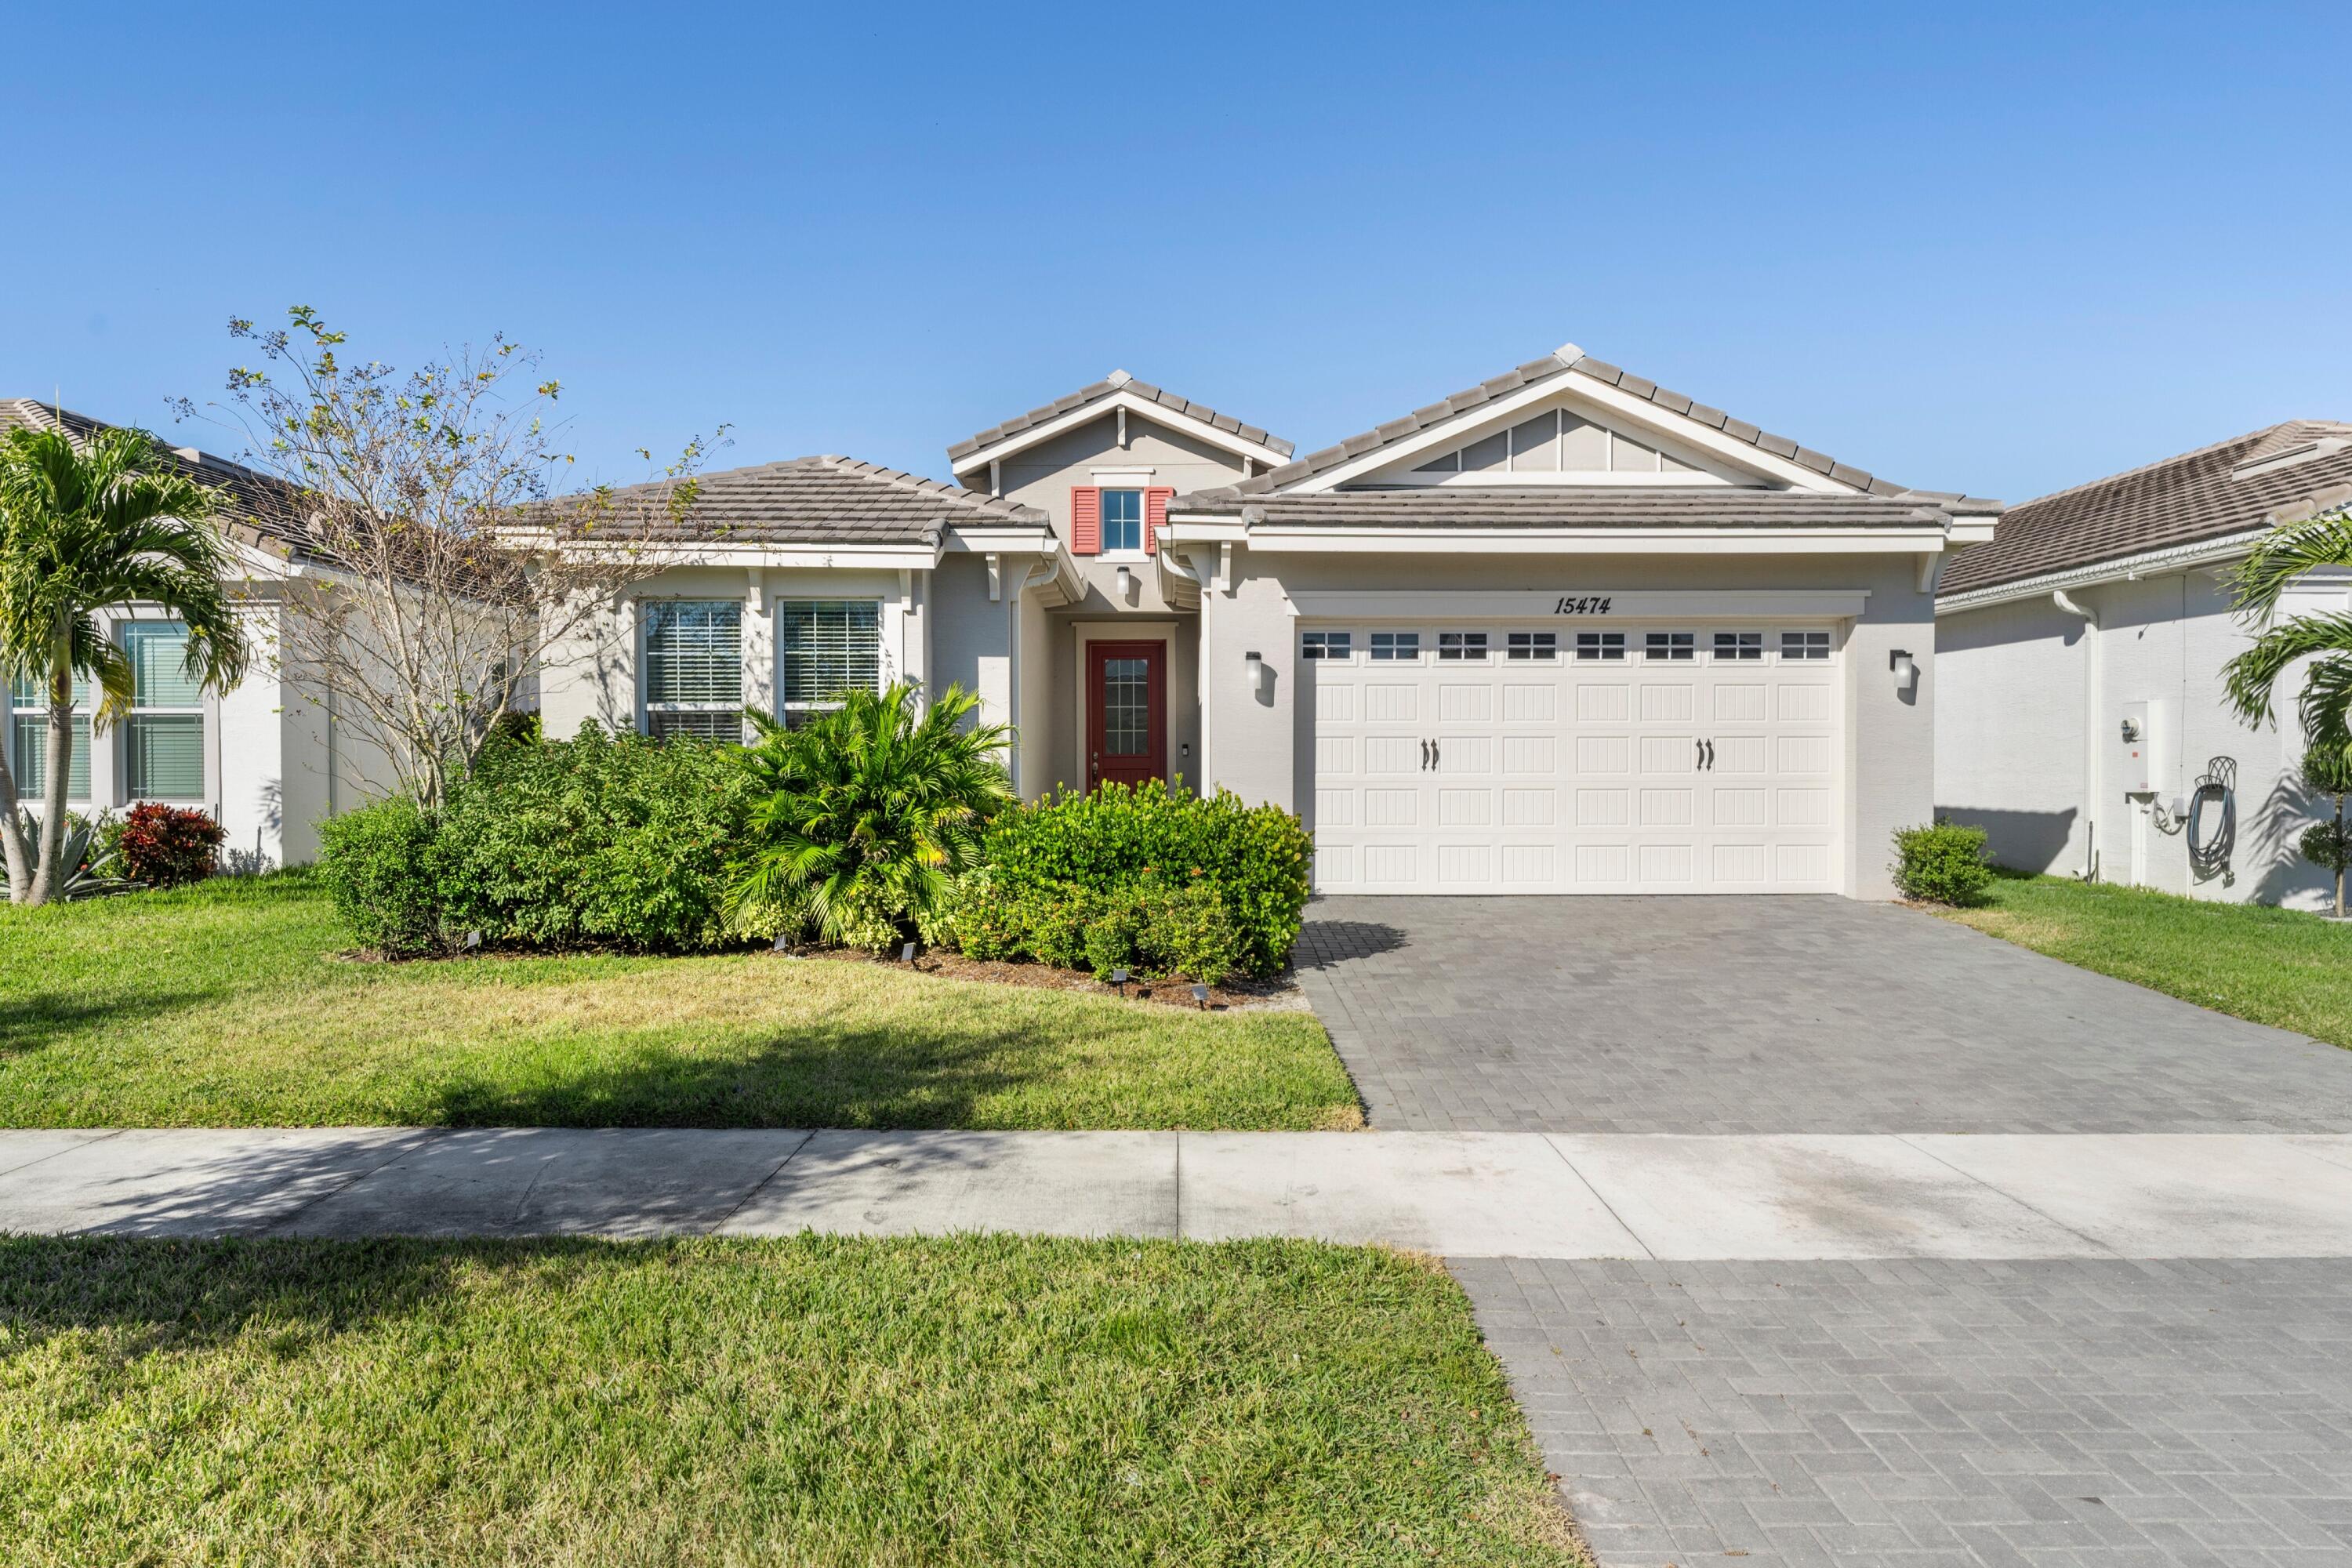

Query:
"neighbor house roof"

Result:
[[1938, 420, 2352, 598], [1210, 345, 1984, 503], [591, 454, 1045, 546], [1167, 488, 1958, 528], [0, 397, 321, 562], [947, 370, 1294, 468]]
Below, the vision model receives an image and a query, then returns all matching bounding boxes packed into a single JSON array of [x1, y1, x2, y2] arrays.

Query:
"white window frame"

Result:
[[122, 620, 206, 802], [1301, 629, 1353, 660], [1712, 630, 1764, 662], [775, 597, 884, 728], [1781, 630, 1833, 661], [638, 598, 746, 741], [1097, 486, 1148, 559], [1645, 630, 1696, 662], [1437, 630, 1489, 662], [7, 672, 94, 805], [1370, 630, 1421, 662]]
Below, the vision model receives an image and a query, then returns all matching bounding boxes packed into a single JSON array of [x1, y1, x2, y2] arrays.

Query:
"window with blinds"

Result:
[[9, 673, 93, 800], [779, 601, 880, 728], [641, 600, 744, 741], [125, 622, 205, 800]]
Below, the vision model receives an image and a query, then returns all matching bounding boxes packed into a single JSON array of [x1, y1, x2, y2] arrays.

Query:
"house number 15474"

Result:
[[1552, 596, 1613, 615]]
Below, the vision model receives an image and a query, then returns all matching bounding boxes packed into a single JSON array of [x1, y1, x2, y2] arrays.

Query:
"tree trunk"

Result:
[[2339, 799, 2347, 919], [0, 739, 29, 905], [24, 661, 73, 908]]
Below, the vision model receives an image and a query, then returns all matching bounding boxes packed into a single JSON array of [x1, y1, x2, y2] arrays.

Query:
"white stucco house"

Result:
[[0, 399, 400, 871], [1936, 422, 2352, 906], [541, 346, 2003, 899]]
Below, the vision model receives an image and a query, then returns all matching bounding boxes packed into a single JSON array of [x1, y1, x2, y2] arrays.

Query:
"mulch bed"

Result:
[[779, 944, 1307, 1014]]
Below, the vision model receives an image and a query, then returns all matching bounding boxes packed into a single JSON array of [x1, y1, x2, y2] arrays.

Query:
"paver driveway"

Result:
[[1296, 895, 2352, 1134], [1296, 896, 2352, 1566]]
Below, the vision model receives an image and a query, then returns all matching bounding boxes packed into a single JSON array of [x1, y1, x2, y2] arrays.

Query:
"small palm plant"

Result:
[[2299, 745, 2352, 917], [0, 423, 247, 905], [724, 682, 1012, 948], [2224, 505, 2352, 769]]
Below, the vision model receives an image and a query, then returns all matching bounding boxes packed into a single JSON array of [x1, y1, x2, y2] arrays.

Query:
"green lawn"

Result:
[[0, 876, 1360, 1131], [0, 1233, 1584, 1567], [1936, 871, 2352, 1047]]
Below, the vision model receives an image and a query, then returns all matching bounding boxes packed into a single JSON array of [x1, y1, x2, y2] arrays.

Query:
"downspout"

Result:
[[1157, 546, 1209, 789], [2052, 590, 2099, 880]]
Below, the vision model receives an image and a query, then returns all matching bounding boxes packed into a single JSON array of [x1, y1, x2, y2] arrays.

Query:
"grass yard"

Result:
[[1936, 870, 2352, 1047], [0, 1232, 1583, 1568], [0, 876, 1360, 1131]]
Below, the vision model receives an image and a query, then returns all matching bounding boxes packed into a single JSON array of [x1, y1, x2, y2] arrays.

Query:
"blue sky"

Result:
[[6, 2, 2346, 505]]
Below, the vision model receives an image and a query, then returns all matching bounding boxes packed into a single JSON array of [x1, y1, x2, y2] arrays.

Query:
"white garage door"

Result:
[[1306, 624, 1842, 894]]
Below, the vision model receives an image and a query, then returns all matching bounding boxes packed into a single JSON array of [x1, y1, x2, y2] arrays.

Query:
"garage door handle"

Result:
[[1695, 738, 1704, 771], [1430, 739, 1440, 770], [1704, 739, 1716, 771], [1420, 739, 1429, 771]]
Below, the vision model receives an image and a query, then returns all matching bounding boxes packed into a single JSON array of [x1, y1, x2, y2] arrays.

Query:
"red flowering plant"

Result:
[[116, 803, 225, 888]]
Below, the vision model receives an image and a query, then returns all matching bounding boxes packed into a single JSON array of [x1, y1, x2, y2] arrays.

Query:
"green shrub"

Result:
[[1890, 818, 1994, 906], [948, 780, 1312, 978], [726, 682, 1010, 949], [316, 794, 447, 956], [316, 727, 758, 956]]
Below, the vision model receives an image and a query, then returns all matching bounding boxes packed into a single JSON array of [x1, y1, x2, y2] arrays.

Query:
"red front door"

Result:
[[1087, 641, 1167, 789]]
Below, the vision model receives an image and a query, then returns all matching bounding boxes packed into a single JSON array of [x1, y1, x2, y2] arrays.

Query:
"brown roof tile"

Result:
[[946, 371, 1293, 466], [1938, 421, 2352, 597]]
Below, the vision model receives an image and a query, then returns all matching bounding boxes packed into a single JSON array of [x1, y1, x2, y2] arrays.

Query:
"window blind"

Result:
[[780, 601, 880, 714], [643, 601, 743, 706], [9, 673, 93, 800]]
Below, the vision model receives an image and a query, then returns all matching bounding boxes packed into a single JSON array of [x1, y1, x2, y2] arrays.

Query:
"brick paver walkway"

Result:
[[1295, 896, 2352, 1134], [1292, 895, 2352, 1565]]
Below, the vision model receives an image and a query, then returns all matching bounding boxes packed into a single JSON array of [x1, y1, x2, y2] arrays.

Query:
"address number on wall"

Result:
[[1551, 596, 1614, 615]]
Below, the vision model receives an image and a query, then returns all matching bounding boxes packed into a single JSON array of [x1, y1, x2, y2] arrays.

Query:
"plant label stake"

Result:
[[1191, 983, 1210, 1011], [901, 942, 917, 964], [1110, 967, 1129, 997], [463, 930, 482, 951]]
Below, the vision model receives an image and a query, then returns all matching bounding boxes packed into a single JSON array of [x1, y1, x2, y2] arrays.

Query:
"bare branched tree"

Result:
[[178, 307, 725, 809]]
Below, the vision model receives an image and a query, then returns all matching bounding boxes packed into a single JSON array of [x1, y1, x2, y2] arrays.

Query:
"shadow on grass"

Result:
[[0, 1231, 646, 1356], [0, 989, 212, 1061], [415, 1018, 1094, 1131]]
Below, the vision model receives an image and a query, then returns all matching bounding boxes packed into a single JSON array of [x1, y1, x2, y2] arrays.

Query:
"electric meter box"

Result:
[[2114, 699, 2172, 797]]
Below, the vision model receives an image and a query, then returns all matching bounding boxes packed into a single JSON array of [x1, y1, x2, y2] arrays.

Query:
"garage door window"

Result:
[[1713, 630, 1763, 661], [1370, 631, 1420, 661], [1301, 630, 1352, 659], [1573, 631, 1624, 661], [1645, 630, 1694, 662], [1438, 631, 1488, 662], [1508, 631, 1559, 660], [1782, 630, 1831, 660]]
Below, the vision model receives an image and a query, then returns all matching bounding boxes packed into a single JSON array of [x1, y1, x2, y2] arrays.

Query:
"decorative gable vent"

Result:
[[1409, 408, 1703, 477]]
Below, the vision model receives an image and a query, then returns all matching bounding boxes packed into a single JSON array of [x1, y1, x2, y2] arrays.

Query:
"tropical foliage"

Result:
[[0, 422, 245, 905], [2223, 505, 2352, 766], [725, 682, 1011, 950], [2299, 745, 2352, 916]]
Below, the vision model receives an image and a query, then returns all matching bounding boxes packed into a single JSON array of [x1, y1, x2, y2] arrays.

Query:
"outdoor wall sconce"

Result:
[[1115, 564, 1134, 601], [1244, 649, 1263, 681], [1889, 648, 1917, 695]]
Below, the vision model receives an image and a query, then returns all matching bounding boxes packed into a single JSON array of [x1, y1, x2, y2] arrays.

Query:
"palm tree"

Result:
[[2223, 506, 2352, 771], [724, 681, 1011, 946], [0, 423, 247, 905]]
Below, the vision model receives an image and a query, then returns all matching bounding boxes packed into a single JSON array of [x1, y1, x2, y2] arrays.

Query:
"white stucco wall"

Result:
[[1937, 565, 2337, 906]]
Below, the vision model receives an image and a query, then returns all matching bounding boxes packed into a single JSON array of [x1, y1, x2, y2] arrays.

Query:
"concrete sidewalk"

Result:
[[10, 1126, 2352, 1260]]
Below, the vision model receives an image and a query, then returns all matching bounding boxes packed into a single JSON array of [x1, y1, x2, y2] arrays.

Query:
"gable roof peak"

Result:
[[1222, 344, 1915, 499], [946, 369, 1294, 472]]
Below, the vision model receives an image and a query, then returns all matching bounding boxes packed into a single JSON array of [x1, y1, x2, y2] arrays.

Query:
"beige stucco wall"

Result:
[[1183, 545, 1939, 900], [537, 564, 923, 742]]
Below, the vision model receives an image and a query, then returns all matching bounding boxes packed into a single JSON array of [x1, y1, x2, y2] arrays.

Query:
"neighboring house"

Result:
[[0, 400, 400, 870], [544, 347, 2002, 898], [1936, 422, 2352, 906]]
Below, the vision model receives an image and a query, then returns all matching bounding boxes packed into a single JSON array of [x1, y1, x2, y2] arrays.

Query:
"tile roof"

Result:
[[0, 397, 321, 561], [592, 454, 1045, 546], [1167, 487, 1954, 529], [1217, 345, 1936, 500], [946, 369, 1294, 466], [1938, 421, 2352, 597]]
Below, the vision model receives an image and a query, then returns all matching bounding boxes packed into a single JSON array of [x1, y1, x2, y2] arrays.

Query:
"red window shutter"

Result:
[[1069, 486, 1101, 555], [1145, 487, 1174, 556]]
